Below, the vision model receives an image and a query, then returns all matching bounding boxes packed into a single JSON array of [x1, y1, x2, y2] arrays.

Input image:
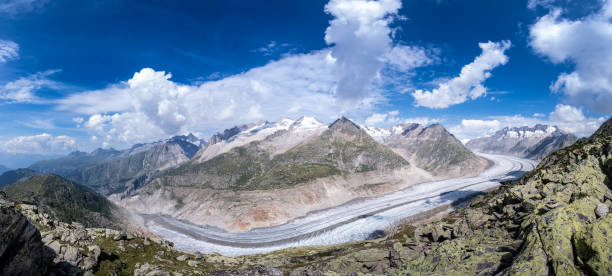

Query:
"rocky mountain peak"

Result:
[[592, 117, 612, 139], [329, 117, 360, 129], [208, 124, 254, 145], [327, 117, 363, 136]]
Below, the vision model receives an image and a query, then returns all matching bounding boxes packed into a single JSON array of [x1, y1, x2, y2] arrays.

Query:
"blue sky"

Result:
[[0, 0, 611, 166]]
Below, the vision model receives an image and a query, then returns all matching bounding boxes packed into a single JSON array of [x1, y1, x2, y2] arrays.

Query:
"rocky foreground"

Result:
[[1, 118, 611, 275]]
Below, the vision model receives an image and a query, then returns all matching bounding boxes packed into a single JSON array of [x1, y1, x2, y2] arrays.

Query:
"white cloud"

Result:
[[324, 0, 402, 100], [57, 0, 437, 148], [365, 111, 396, 125], [0, 39, 19, 62], [527, 0, 556, 10], [450, 104, 605, 140], [60, 55, 342, 147], [0, 70, 61, 103], [529, 1, 612, 112], [0, 0, 48, 14], [382, 45, 437, 71], [0, 133, 76, 155], [364, 110, 440, 127], [412, 40, 511, 108], [251, 41, 291, 56], [449, 119, 501, 140], [549, 104, 606, 136]]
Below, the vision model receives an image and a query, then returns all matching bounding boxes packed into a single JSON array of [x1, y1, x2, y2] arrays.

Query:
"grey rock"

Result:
[[0, 197, 49, 275], [596, 203, 609, 218], [176, 254, 189, 261]]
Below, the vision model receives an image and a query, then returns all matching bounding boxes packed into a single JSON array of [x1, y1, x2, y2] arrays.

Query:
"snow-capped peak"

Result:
[[362, 126, 391, 142], [290, 116, 325, 132]]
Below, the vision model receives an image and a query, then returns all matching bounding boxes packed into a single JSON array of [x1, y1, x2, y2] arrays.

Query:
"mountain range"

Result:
[[28, 134, 206, 195], [3, 118, 580, 233], [114, 117, 494, 231], [466, 124, 577, 160], [2, 117, 610, 275], [6, 117, 579, 233]]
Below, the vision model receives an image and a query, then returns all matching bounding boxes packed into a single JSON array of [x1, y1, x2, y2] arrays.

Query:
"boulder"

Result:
[[0, 198, 49, 275], [595, 203, 609, 218]]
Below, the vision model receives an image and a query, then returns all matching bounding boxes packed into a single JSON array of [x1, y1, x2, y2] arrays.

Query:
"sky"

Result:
[[0, 0, 611, 167]]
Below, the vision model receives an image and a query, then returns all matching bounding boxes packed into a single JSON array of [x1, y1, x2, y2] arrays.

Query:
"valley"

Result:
[[141, 153, 536, 256]]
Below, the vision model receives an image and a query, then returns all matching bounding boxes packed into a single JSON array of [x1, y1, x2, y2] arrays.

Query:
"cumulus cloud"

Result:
[[412, 40, 511, 108], [529, 1, 612, 112], [57, 0, 437, 147], [59, 54, 341, 146], [549, 104, 606, 136], [0, 39, 19, 62], [450, 104, 606, 140], [0, 70, 61, 103], [324, 0, 402, 100], [0, 133, 77, 155]]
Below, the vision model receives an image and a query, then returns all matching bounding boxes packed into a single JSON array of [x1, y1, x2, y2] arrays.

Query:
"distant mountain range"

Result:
[[466, 124, 577, 160], [0, 164, 10, 174], [28, 134, 207, 195]]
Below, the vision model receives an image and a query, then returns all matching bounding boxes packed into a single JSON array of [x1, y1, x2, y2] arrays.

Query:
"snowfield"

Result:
[[143, 153, 537, 256]]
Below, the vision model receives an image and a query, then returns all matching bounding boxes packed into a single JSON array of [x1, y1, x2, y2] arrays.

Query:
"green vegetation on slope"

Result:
[[2, 174, 122, 229]]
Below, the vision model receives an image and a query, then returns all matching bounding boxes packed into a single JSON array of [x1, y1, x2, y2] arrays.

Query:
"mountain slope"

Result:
[[466, 124, 578, 160], [0, 168, 41, 188], [121, 117, 431, 231], [154, 117, 407, 191], [2, 174, 124, 229], [382, 123, 488, 177]]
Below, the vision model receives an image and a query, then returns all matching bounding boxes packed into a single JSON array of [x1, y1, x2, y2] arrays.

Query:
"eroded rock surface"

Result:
[[0, 195, 48, 276]]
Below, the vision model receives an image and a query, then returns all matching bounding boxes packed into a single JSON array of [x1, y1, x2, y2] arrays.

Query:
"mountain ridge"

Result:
[[466, 124, 578, 160]]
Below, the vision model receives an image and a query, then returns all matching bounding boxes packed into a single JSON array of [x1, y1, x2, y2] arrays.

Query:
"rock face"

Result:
[[0, 195, 48, 275], [466, 124, 577, 160], [381, 123, 489, 177]]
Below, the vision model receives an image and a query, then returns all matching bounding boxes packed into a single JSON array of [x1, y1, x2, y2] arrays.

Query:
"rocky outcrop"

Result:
[[0, 195, 48, 275]]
